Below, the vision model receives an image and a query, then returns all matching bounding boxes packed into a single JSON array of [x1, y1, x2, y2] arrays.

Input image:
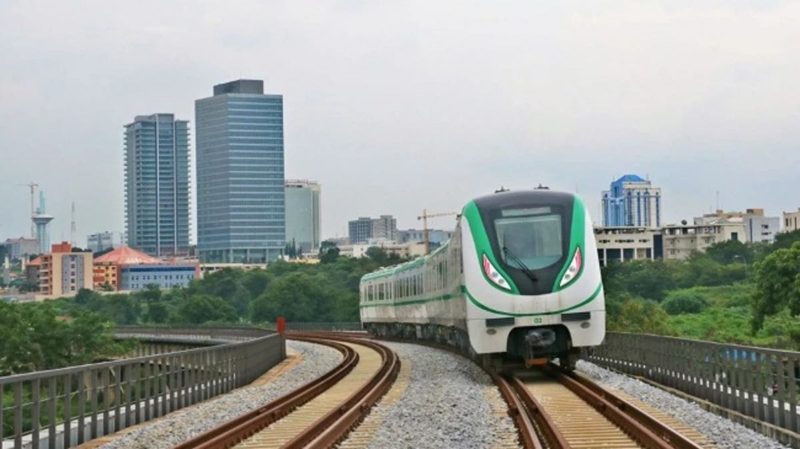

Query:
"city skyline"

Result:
[[2, 1, 800, 243]]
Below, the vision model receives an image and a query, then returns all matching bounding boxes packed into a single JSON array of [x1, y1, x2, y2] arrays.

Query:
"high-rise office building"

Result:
[[285, 180, 321, 253], [196, 80, 285, 263], [124, 113, 190, 257], [602, 174, 661, 228]]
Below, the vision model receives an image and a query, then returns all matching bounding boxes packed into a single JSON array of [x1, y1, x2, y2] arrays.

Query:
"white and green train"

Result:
[[359, 189, 605, 369]]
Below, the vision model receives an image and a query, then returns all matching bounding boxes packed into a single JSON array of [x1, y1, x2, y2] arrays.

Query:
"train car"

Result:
[[359, 189, 605, 369]]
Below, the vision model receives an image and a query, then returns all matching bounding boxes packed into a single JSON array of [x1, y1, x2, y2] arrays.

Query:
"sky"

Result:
[[1, 0, 799, 244]]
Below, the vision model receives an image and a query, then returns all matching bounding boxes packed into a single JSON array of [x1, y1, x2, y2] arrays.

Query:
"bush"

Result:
[[662, 291, 709, 315]]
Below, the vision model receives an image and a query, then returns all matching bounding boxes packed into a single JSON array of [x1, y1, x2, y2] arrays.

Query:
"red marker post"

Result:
[[276, 316, 286, 336]]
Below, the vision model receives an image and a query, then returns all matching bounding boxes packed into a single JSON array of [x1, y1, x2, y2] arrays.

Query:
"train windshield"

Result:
[[494, 208, 563, 270]]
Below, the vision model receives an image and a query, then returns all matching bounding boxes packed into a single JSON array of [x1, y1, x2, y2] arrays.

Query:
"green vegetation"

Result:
[[46, 244, 404, 329], [0, 301, 131, 376], [603, 230, 800, 350]]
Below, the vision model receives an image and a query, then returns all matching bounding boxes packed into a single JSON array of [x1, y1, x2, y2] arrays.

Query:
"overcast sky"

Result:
[[1, 0, 799, 244]]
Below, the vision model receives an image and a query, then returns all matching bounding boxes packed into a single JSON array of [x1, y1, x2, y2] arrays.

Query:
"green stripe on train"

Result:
[[360, 283, 603, 317]]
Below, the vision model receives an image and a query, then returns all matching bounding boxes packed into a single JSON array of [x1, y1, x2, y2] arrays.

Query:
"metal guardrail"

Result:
[[586, 332, 800, 436], [1, 327, 285, 449]]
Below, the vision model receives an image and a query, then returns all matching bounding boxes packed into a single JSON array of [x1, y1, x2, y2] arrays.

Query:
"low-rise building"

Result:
[[662, 221, 746, 260], [94, 246, 198, 291], [695, 209, 779, 243], [594, 227, 662, 266], [120, 265, 199, 291], [339, 241, 427, 259], [783, 208, 800, 233], [38, 242, 94, 296]]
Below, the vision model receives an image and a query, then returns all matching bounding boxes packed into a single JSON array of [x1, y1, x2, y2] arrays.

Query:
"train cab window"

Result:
[[495, 209, 563, 270]]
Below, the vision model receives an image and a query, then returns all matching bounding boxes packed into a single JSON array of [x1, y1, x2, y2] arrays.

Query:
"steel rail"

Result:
[[556, 368, 704, 449], [490, 372, 544, 449], [284, 336, 401, 448], [507, 375, 570, 449], [172, 337, 358, 449]]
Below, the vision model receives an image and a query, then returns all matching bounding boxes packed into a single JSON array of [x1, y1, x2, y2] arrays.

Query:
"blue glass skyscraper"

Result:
[[124, 114, 190, 257], [195, 80, 285, 263], [601, 174, 661, 228]]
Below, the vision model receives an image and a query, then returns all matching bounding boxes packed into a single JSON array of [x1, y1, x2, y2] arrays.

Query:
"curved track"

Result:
[[495, 365, 709, 449], [173, 334, 399, 449]]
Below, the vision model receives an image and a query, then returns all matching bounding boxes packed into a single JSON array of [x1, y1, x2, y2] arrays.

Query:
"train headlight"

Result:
[[482, 254, 511, 290], [559, 247, 583, 288]]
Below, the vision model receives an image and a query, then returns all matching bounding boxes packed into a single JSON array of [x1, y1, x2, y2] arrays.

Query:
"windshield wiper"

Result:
[[503, 246, 538, 282]]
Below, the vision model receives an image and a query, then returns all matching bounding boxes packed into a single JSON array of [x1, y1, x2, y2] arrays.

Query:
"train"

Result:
[[359, 189, 605, 370]]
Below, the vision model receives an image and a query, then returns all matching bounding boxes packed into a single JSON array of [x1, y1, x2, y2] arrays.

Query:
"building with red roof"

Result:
[[93, 245, 198, 291]]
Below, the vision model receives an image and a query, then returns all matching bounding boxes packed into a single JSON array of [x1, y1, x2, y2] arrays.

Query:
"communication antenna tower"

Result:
[[71, 202, 77, 246], [17, 182, 39, 238]]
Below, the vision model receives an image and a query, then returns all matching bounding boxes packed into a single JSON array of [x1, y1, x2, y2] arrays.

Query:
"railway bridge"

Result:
[[1, 326, 798, 449]]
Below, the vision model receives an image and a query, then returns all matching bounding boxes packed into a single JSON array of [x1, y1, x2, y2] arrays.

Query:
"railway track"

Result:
[[173, 334, 399, 449], [495, 365, 710, 449]]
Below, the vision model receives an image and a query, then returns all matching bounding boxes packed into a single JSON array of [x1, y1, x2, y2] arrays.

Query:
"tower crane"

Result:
[[417, 209, 458, 255]]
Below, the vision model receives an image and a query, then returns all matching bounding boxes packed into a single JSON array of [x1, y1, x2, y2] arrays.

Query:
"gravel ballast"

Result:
[[577, 360, 790, 449], [98, 340, 342, 449], [348, 341, 520, 449]]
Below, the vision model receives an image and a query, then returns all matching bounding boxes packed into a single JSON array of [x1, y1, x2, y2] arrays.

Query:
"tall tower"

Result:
[[32, 191, 54, 254], [196, 80, 285, 263], [124, 113, 191, 257]]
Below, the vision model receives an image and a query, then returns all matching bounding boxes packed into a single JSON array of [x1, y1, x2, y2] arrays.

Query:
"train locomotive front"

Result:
[[359, 189, 605, 369], [461, 190, 605, 368]]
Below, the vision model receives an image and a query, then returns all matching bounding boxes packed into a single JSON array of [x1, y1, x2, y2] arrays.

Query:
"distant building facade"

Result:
[[602, 175, 661, 228], [285, 180, 321, 253], [594, 227, 663, 266], [783, 209, 800, 233], [120, 265, 198, 291], [124, 113, 190, 257], [348, 215, 398, 244], [348, 218, 373, 244], [398, 229, 454, 247], [87, 232, 115, 253], [662, 221, 746, 260], [38, 242, 94, 296], [695, 209, 780, 243], [196, 79, 285, 263], [338, 241, 427, 259], [3, 237, 38, 260]]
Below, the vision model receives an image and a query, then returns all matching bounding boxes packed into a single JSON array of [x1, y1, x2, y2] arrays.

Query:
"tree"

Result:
[[319, 241, 340, 264], [284, 240, 299, 259], [146, 302, 169, 323], [177, 294, 237, 324], [250, 272, 336, 323], [607, 294, 670, 334], [662, 290, 709, 315], [772, 229, 800, 252], [136, 284, 162, 302], [705, 240, 754, 265], [751, 242, 800, 331]]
